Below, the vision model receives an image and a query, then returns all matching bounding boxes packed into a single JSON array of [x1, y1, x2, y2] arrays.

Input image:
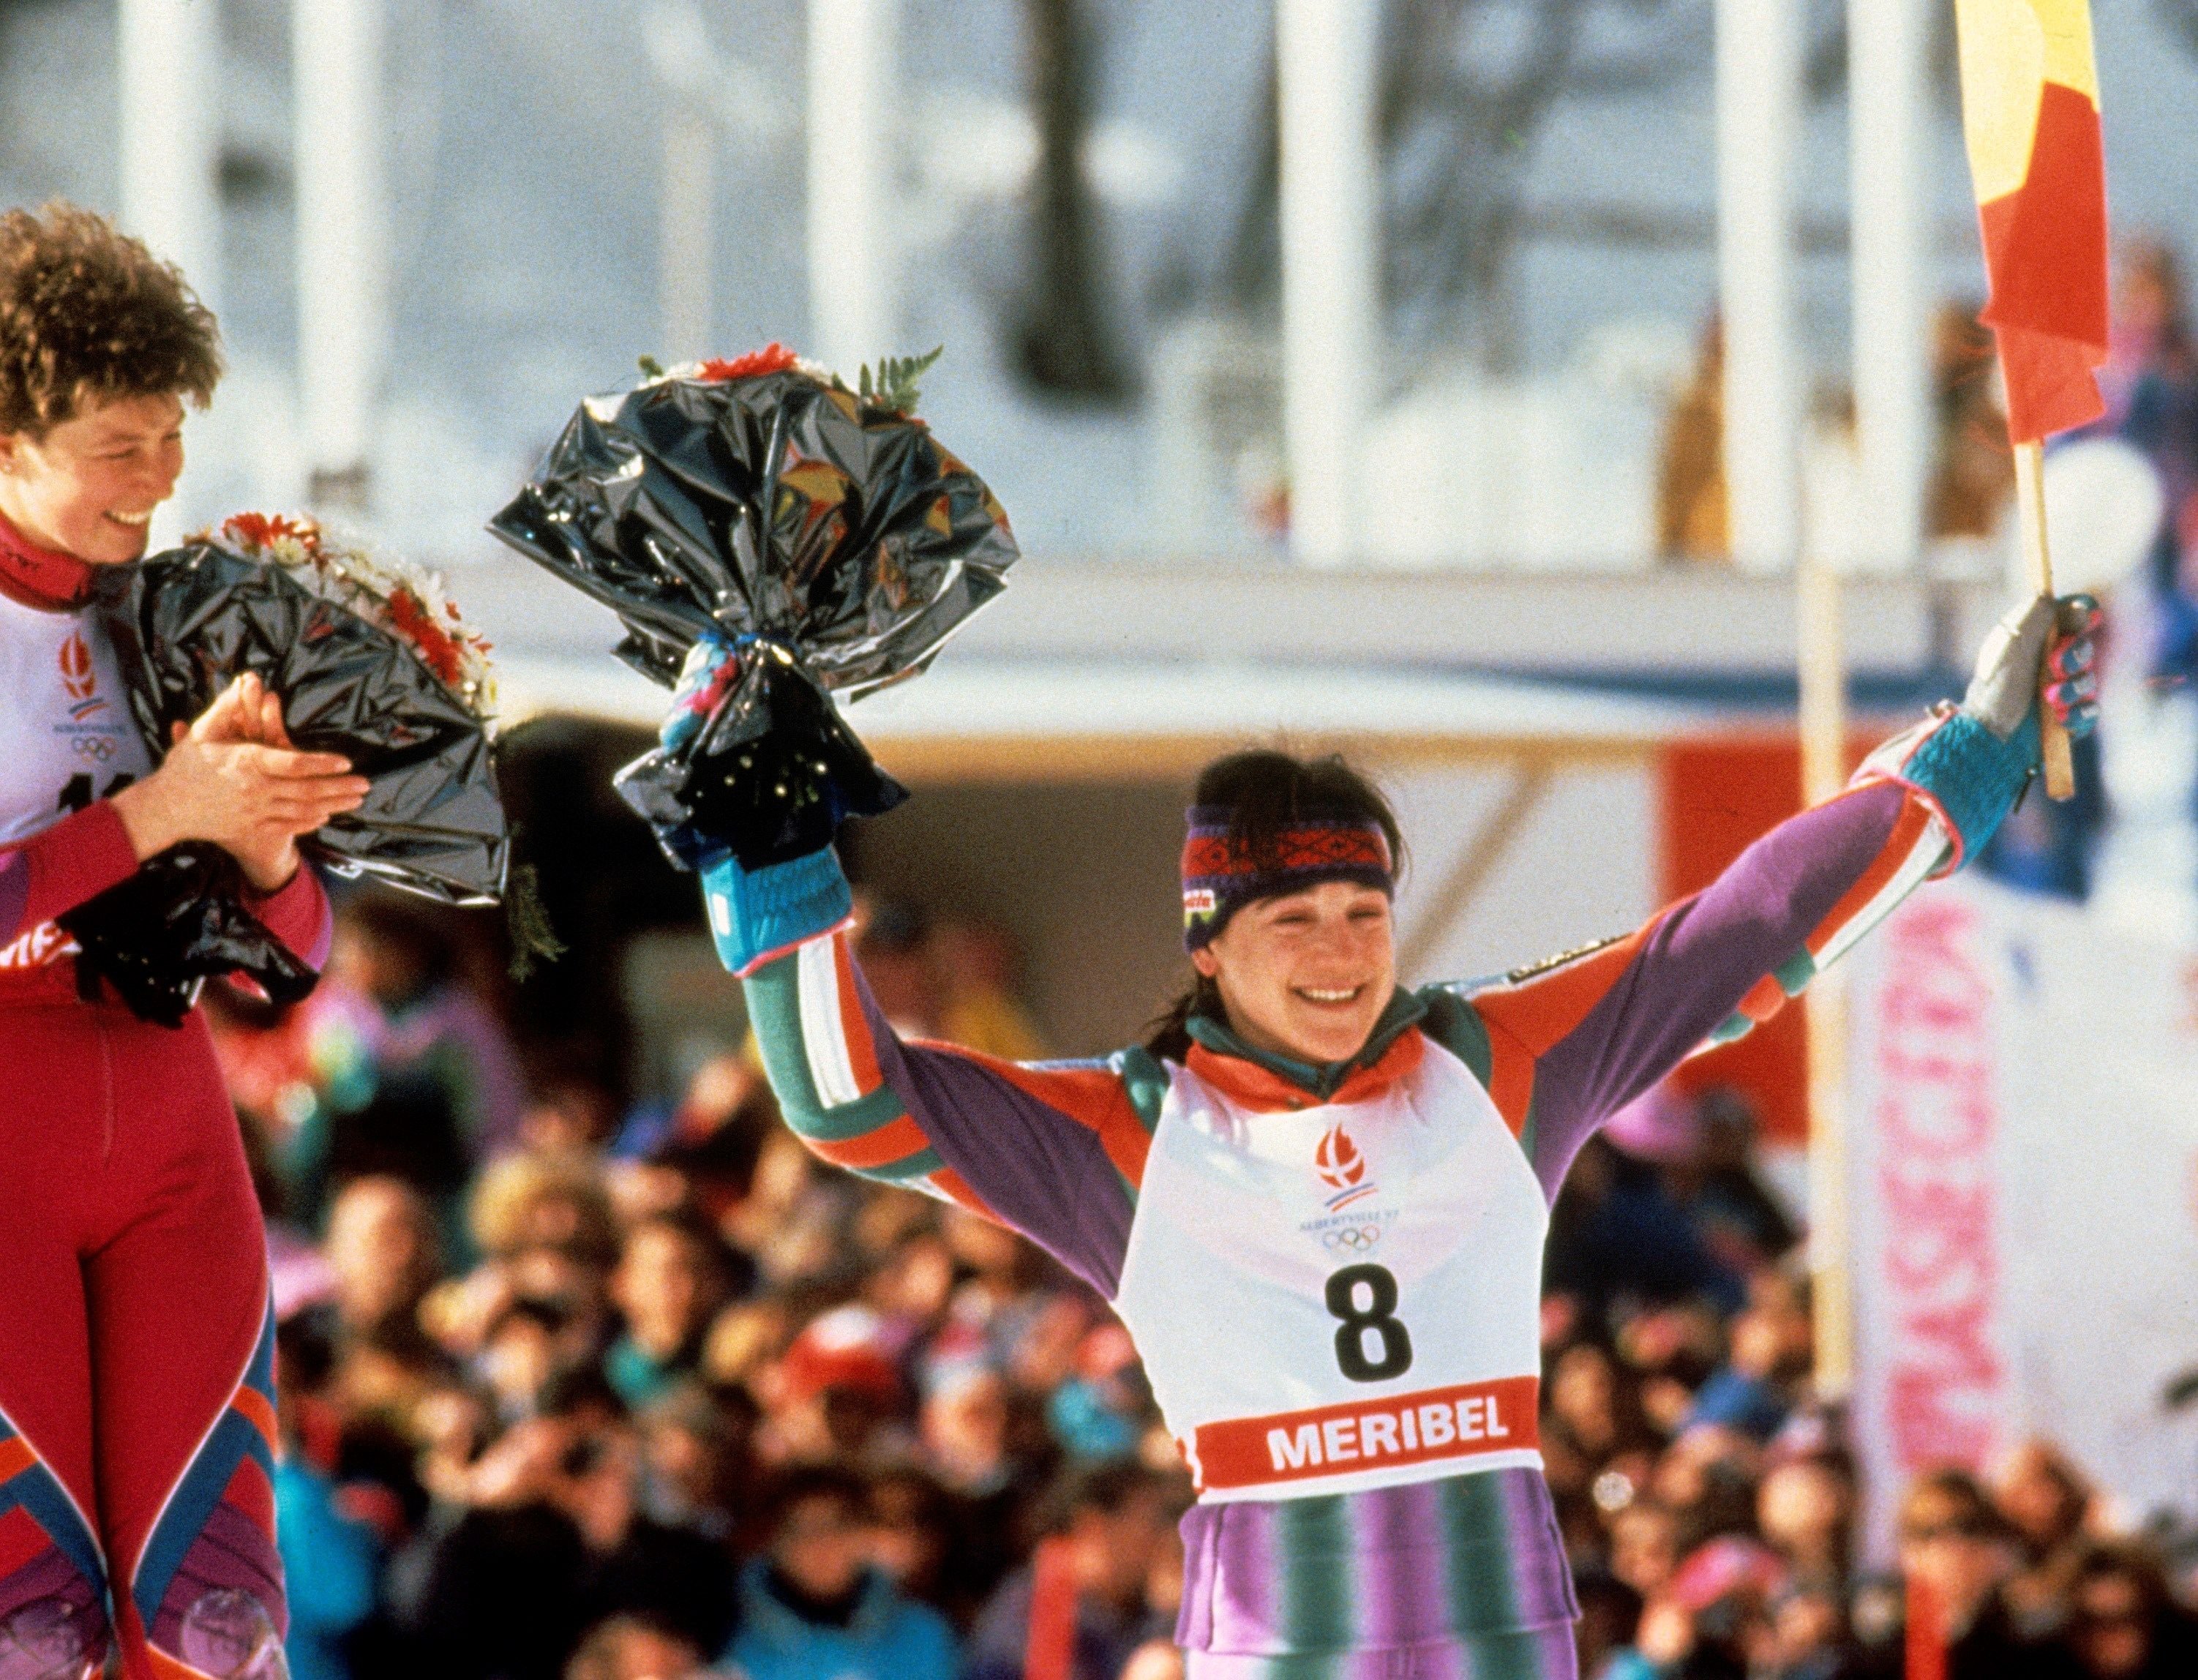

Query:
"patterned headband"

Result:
[[1181, 807, 1395, 950]]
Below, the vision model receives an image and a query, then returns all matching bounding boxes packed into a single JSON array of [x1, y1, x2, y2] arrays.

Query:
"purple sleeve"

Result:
[[860, 993, 1141, 1295], [742, 932, 1145, 1297], [1469, 781, 1925, 1198]]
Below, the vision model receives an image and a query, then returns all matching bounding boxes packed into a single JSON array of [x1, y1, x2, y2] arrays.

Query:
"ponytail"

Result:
[[1144, 972, 1224, 1062]]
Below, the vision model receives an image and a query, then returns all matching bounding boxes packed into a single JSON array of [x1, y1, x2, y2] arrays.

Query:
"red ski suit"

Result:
[[0, 524, 326, 1680]]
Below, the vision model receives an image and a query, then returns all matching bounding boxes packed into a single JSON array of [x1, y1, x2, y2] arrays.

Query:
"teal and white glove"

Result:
[[1869, 593, 2102, 865], [698, 847, 852, 977]]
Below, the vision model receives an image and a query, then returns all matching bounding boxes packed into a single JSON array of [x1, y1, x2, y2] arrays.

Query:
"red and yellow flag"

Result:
[[1953, 0, 2109, 442]]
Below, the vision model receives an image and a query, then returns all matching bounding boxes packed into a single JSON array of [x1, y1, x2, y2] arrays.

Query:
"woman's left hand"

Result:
[[1962, 593, 2103, 743]]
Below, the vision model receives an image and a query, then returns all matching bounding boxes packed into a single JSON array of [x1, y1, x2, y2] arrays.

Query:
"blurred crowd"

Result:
[[1540, 1093, 2198, 1680], [203, 889, 2198, 1680]]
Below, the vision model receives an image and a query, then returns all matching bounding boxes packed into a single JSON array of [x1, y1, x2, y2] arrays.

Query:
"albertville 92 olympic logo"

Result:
[[1315, 1125, 1379, 1212], [58, 632, 95, 701]]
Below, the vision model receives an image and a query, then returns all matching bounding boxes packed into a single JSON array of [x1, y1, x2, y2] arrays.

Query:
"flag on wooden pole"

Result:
[[1952, 0, 2107, 799], [1952, 0, 2109, 443]]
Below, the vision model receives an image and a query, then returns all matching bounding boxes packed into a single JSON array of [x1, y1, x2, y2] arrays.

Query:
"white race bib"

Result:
[[0, 592, 151, 970], [1112, 1038, 1548, 1501]]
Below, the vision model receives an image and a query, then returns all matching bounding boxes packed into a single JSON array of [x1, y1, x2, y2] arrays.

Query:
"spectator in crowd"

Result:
[[850, 896, 944, 1038], [605, 1212, 738, 1410], [1681, 1287, 1812, 1444], [1995, 1440, 2098, 1637], [288, 893, 528, 1223], [405, 1373, 737, 1680], [2055, 1543, 2198, 1679], [965, 1462, 1183, 1680], [1755, 1454, 1854, 1594], [275, 1316, 385, 1680], [1662, 1090, 1800, 1278], [564, 1616, 704, 1680], [318, 1175, 449, 1420], [1657, 315, 1728, 563], [609, 1052, 771, 1229], [724, 1465, 957, 1680], [2098, 236, 2198, 682], [935, 915, 1049, 1060], [1547, 1135, 1747, 1323], [1927, 302, 2017, 541], [1856, 1469, 2061, 1680]]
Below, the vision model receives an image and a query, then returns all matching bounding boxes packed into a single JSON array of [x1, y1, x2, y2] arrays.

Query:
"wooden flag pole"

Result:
[[2013, 441, 2077, 800], [1798, 552, 1855, 1398]]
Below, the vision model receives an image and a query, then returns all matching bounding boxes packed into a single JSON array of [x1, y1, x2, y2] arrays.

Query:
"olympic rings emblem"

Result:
[[72, 735, 116, 762], [1321, 1224, 1384, 1252]]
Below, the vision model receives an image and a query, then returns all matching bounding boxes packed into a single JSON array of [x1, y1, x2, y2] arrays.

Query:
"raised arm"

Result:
[[708, 850, 1159, 1297], [1421, 595, 2097, 1199]]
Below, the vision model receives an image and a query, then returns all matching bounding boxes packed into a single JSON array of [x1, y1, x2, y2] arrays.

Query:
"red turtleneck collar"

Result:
[[0, 511, 94, 610]]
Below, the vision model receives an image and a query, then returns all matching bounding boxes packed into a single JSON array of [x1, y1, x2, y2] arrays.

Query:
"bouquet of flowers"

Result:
[[489, 344, 1017, 870], [63, 514, 515, 1025]]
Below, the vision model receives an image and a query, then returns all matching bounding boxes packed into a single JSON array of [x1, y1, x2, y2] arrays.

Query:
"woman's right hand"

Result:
[[108, 674, 371, 865]]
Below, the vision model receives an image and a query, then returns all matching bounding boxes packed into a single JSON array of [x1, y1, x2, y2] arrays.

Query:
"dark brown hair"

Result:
[[0, 201, 221, 436], [1144, 749, 1403, 1060]]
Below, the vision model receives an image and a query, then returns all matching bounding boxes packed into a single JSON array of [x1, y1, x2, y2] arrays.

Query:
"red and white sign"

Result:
[[1189, 1374, 1539, 1493], [1848, 890, 2011, 1560], [1848, 879, 2198, 1560]]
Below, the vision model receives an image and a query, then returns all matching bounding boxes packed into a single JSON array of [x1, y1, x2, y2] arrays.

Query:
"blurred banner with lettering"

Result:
[[1845, 876, 2198, 1562]]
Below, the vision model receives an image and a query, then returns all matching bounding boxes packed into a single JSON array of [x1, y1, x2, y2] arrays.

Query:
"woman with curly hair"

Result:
[[0, 202, 366, 1679]]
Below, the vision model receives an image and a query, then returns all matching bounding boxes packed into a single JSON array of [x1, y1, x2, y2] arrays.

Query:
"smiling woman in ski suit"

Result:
[[0, 204, 367, 1680], [672, 596, 2095, 1680]]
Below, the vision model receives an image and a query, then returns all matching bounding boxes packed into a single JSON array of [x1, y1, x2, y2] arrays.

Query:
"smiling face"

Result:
[[1193, 879, 1396, 1066], [0, 390, 185, 563]]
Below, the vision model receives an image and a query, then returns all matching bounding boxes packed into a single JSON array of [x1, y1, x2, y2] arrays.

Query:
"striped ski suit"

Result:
[[727, 705, 2032, 1679]]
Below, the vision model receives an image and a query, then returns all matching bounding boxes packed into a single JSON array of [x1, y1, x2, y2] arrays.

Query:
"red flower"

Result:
[[698, 342, 799, 382], [386, 587, 463, 687], [222, 511, 320, 554]]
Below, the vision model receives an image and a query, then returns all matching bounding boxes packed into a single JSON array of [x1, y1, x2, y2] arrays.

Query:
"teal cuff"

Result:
[[1898, 710, 2038, 865], [699, 848, 853, 975]]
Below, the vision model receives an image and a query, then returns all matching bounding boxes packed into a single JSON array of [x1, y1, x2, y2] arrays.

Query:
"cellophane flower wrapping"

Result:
[[487, 348, 1018, 871], [61, 518, 509, 1025]]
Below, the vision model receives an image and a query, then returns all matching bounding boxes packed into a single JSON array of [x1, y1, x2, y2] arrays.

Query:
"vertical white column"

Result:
[[1848, 0, 1931, 571], [118, 0, 222, 307], [1276, 0, 1379, 569], [1716, 0, 1802, 571], [293, 0, 387, 509], [661, 109, 716, 363], [806, 0, 899, 378]]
